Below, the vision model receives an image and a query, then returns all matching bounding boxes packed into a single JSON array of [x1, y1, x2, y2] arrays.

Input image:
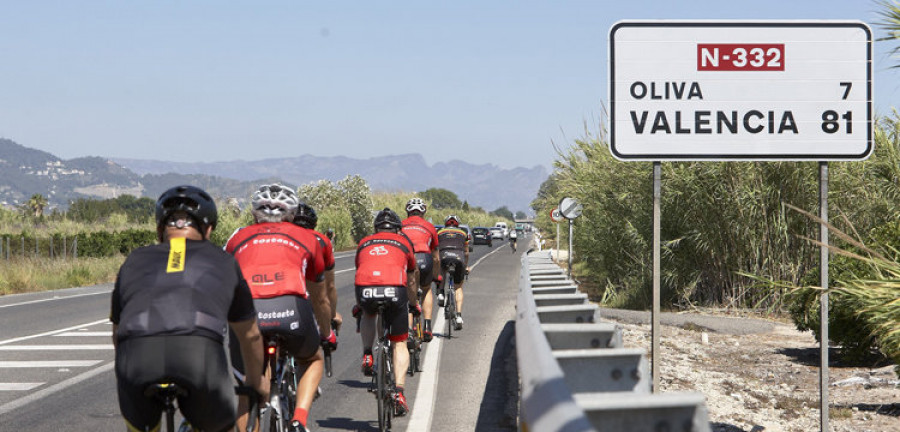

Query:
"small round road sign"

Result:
[[558, 197, 583, 219], [550, 207, 563, 223]]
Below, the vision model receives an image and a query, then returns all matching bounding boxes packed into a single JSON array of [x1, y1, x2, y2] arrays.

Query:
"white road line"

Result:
[[54, 331, 112, 337], [0, 319, 110, 346], [406, 244, 505, 430], [0, 361, 114, 416], [0, 290, 111, 309], [407, 304, 446, 431], [335, 268, 354, 275], [0, 383, 43, 391], [0, 360, 103, 368], [0, 345, 113, 350]]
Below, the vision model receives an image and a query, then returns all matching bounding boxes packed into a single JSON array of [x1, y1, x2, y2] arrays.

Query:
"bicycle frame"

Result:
[[371, 301, 394, 432], [144, 382, 191, 432], [256, 336, 298, 432]]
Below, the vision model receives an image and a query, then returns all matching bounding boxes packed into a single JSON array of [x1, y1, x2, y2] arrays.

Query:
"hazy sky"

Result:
[[1, 1, 897, 170]]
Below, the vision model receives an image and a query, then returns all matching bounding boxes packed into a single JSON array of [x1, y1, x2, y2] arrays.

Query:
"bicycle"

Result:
[[509, 238, 517, 253], [440, 263, 460, 337], [367, 301, 396, 432], [144, 382, 193, 432], [254, 335, 299, 432], [407, 288, 424, 376]]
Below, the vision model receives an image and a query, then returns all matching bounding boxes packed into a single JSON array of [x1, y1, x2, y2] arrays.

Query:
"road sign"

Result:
[[550, 207, 564, 223], [558, 198, 583, 219], [609, 21, 872, 161]]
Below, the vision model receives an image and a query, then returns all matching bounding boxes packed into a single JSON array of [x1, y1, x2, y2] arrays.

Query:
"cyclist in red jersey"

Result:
[[400, 197, 440, 341], [225, 184, 334, 432], [293, 202, 342, 331], [355, 208, 420, 416]]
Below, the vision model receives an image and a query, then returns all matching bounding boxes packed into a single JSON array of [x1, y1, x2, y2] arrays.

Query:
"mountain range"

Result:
[[0, 138, 547, 213]]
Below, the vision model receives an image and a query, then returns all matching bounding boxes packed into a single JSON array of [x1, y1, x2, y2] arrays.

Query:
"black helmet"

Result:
[[373, 207, 402, 231], [294, 202, 318, 229], [155, 185, 218, 235]]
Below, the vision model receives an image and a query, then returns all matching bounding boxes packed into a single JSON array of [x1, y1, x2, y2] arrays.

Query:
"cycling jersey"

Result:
[[224, 222, 326, 299], [437, 227, 468, 252], [401, 215, 439, 253], [111, 238, 255, 343], [309, 228, 335, 271], [355, 231, 416, 287]]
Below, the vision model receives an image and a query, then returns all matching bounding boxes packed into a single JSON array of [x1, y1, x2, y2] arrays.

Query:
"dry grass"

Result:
[[0, 256, 123, 295]]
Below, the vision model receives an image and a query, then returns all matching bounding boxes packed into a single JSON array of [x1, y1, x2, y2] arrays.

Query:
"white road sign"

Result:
[[609, 21, 872, 161], [558, 197, 583, 219]]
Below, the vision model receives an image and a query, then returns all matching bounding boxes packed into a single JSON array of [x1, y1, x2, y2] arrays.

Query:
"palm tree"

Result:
[[26, 193, 48, 217], [877, 0, 900, 67]]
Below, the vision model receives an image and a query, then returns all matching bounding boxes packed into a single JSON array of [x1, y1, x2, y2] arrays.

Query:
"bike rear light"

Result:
[[267, 346, 277, 355]]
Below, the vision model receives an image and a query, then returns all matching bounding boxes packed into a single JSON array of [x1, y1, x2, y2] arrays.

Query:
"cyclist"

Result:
[[437, 215, 469, 330], [294, 202, 342, 331], [509, 225, 518, 252], [400, 197, 440, 342], [111, 185, 268, 432], [225, 184, 334, 432], [355, 208, 420, 416]]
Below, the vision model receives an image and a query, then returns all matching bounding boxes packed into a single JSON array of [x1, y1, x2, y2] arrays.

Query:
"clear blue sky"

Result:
[[0, 1, 897, 170]]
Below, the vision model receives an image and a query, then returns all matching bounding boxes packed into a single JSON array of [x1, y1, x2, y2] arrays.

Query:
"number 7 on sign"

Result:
[[840, 82, 852, 100]]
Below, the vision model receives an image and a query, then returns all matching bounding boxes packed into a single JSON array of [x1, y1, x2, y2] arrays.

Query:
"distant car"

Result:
[[458, 224, 474, 252], [472, 227, 493, 246], [490, 227, 504, 240]]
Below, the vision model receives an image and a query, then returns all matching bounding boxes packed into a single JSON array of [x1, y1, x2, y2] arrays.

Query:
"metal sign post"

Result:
[[652, 162, 661, 393], [558, 198, 583, 279], [819, 162, 830, 432], [550, 207, 563, 262]]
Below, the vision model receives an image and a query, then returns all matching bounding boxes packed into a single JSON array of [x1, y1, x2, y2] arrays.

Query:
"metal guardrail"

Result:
[[516, 250, 712, 432]]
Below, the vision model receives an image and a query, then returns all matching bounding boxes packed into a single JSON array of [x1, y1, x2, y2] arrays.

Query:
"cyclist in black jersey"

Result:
[[111, 185, 268, 432]]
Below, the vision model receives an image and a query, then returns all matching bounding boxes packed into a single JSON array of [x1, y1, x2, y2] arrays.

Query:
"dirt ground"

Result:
[[613, 315, 899, 432]]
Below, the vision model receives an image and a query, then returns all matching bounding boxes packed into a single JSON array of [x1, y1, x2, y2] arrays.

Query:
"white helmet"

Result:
[[406, 198, 427, 214], [251, 184, 299, 222]]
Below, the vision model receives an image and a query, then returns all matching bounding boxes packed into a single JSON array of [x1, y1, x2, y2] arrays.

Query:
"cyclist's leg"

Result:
[[284, 296, 325, 429], [357, 287, 378, 375], [452, 258, 466, 316], [415, 252, 436, 341], [386, 290, 411, 416], [172, 336, 236, 432], [114, 337, 167, 432]]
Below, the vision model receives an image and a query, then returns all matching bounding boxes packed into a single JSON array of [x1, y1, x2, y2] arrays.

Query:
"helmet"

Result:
[[155, 185, 218, 235], [444, 214, 460, 227], [251, 184, 299, 221], [405, 198, 427, 214], [374, 207, 402, 231], [294, 202, 318, 229]]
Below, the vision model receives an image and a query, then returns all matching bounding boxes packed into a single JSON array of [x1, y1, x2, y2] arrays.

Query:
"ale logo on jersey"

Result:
[[369, 245, 389, 256]]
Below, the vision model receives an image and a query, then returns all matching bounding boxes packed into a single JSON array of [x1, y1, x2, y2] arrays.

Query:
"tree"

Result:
[[491, 206, 514, 220], [878, 0, 900, 68], [462, 200, 470, 211], [419, 188, 462, 209], [515, 210, 527, 220], [26, 194, 48, 217]]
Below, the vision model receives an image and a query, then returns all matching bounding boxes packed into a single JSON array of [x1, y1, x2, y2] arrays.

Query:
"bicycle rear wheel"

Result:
[[280, 357, 298, 425], [445, 279, 455, 339]]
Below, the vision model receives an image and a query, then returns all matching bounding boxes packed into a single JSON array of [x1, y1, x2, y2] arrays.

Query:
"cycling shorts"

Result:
[[230, 295, 320, 378], [439, 250, 466, 285], [415, 252, 434, 287], [355, 285, 409, 343], [115, 335, 235, 432]]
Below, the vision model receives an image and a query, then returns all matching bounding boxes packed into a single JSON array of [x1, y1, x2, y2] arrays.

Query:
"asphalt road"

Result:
[[0, 235, 526, 431]]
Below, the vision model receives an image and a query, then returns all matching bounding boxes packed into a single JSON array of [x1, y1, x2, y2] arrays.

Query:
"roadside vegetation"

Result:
[[0, 175, 514, 295], [531, 114, 900, 370]]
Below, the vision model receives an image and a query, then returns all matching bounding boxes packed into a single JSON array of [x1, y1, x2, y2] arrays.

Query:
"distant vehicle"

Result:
[[490, 227, 504, 240], [472, 227, 493, 246], [494, 222, 509, 238], [459, 224, 474, 252]]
